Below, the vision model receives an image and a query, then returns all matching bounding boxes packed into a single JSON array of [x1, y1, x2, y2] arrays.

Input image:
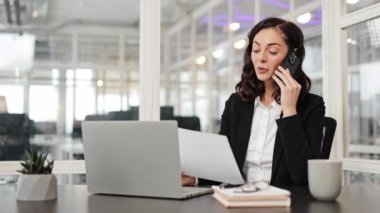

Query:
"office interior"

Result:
[[0, 0, 379, 186]]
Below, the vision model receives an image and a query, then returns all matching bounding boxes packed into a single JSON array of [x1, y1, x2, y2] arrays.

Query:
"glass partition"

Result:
[[346, 17, 380, 160], [345, 0, 379, 14], [180, 26, 192, 61], [346, 171, 380, 185], [0, 1, 140, 164], [304, 36, 323, 96]]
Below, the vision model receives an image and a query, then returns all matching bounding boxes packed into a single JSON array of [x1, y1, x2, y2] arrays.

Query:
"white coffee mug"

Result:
[[308, 160, 342, 201]]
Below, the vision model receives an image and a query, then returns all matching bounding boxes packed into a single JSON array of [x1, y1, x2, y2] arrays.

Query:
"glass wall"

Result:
[[346, 171, 380, 186], [341, 0, 380, 185], [346, 0, 379, 14], [347, 17, 380, 160], [0, 1, 140, 170], [304, 36, 323, 96], [0, 85, 24, 113], [30, 85, 58, 121]]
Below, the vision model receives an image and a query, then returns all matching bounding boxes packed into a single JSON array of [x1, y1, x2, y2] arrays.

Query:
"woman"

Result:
[[182, 17, 325, 187]]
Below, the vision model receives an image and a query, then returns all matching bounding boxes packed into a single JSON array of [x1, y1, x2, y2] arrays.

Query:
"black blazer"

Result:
[[200, 92, 325, 186]]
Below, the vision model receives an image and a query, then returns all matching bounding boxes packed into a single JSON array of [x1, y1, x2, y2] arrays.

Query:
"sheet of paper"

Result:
[[178, 128, 244, 185]]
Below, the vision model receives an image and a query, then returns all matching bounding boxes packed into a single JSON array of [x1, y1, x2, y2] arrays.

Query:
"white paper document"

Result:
[[178, 128, 245, 185]]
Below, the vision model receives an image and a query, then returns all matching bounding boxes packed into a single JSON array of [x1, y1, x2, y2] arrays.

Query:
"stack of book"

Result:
[[212, 185, 291, 208]]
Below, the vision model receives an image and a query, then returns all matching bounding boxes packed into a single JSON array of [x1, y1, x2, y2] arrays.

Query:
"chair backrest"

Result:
[[85, 114, 108, 121], [160, 106, 174, 120], [106, 106, 174, 121], [34, 121, 57, 134], [107, 111, 136, 120], [320, 117, 337, 159], [174, 116, 201, 131], [0, 113, 31, 160]]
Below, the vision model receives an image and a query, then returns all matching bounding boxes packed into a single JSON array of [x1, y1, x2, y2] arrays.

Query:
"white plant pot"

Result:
[[16, 174, 57, 201]]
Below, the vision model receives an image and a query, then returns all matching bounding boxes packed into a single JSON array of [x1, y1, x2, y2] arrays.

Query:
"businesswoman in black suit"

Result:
[[182, 17, 325, 187]]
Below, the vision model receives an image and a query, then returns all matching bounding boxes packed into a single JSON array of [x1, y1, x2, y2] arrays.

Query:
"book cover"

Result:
[[213, 193, 291, 208]]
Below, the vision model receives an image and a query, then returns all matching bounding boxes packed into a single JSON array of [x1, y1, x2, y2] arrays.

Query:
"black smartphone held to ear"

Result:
[[281, 50, 301, 76]]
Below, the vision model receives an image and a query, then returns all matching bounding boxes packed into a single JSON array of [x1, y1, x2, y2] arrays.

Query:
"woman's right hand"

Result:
[[181, 174, 196, 186], [273, 65, 301, 117]]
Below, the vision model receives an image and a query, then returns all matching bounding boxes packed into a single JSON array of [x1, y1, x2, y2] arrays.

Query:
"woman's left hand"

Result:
[[182, 174, 196, 186], [272, 66, 301, 117]]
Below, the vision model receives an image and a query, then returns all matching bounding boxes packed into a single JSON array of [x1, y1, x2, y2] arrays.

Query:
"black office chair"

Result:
[[320, 117, 337, 159], [0, 113, 31, 160], [107, 111, 135, 120], [174, 116, 201, 131], [160, 106, 174, 120], [84, 114, 108, 121]]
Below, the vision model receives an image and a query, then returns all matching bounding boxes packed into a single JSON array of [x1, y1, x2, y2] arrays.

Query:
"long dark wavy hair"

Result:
[[235, 17, 311, 103]]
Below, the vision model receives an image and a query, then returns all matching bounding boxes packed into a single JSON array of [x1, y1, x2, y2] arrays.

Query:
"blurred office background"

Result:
[[0, 0, 379, 185]]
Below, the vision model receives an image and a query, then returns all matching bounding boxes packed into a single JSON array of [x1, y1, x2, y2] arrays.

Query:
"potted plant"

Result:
[[16, 146, 57, 201]]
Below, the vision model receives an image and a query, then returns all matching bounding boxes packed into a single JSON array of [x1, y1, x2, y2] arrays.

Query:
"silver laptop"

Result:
[[82, 121, 213, 199]]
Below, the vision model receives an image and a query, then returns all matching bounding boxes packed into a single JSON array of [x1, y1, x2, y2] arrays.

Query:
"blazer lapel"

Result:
[[236, 101, 254, 171], [271, 112, 284, 182]]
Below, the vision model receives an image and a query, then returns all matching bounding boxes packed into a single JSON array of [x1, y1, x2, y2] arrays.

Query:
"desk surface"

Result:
[[1, 185, 379, 213]]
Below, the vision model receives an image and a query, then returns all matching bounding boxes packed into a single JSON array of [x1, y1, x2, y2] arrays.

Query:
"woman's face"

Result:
[[251, 28, 289, 83]]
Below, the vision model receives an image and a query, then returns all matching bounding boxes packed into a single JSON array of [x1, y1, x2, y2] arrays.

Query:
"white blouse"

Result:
[[243, 97, 282, 183]]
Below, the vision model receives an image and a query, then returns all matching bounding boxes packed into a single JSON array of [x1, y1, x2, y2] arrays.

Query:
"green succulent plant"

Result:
[[18, 146, 54, 174]]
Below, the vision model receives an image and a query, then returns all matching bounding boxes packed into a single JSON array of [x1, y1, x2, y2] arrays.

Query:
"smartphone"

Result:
[[281, 50, 301, 76]]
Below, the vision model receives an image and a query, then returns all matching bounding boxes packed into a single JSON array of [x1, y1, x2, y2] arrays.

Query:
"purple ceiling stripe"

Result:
[[263, 0, 290, 10]]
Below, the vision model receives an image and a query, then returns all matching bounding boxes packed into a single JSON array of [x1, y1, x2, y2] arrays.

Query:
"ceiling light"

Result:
[[346, 0, 359, 5], [195, 56, 206, 65], [233, 39, 246, 49], [32, 11, 39, 18], [195, 55, 206, 65], [97, 80, 104, 87], [297, 12, 312, 24], [347, 38, 357, 45], [229, 22, 240, 31], [212, 49, 224, 58]]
